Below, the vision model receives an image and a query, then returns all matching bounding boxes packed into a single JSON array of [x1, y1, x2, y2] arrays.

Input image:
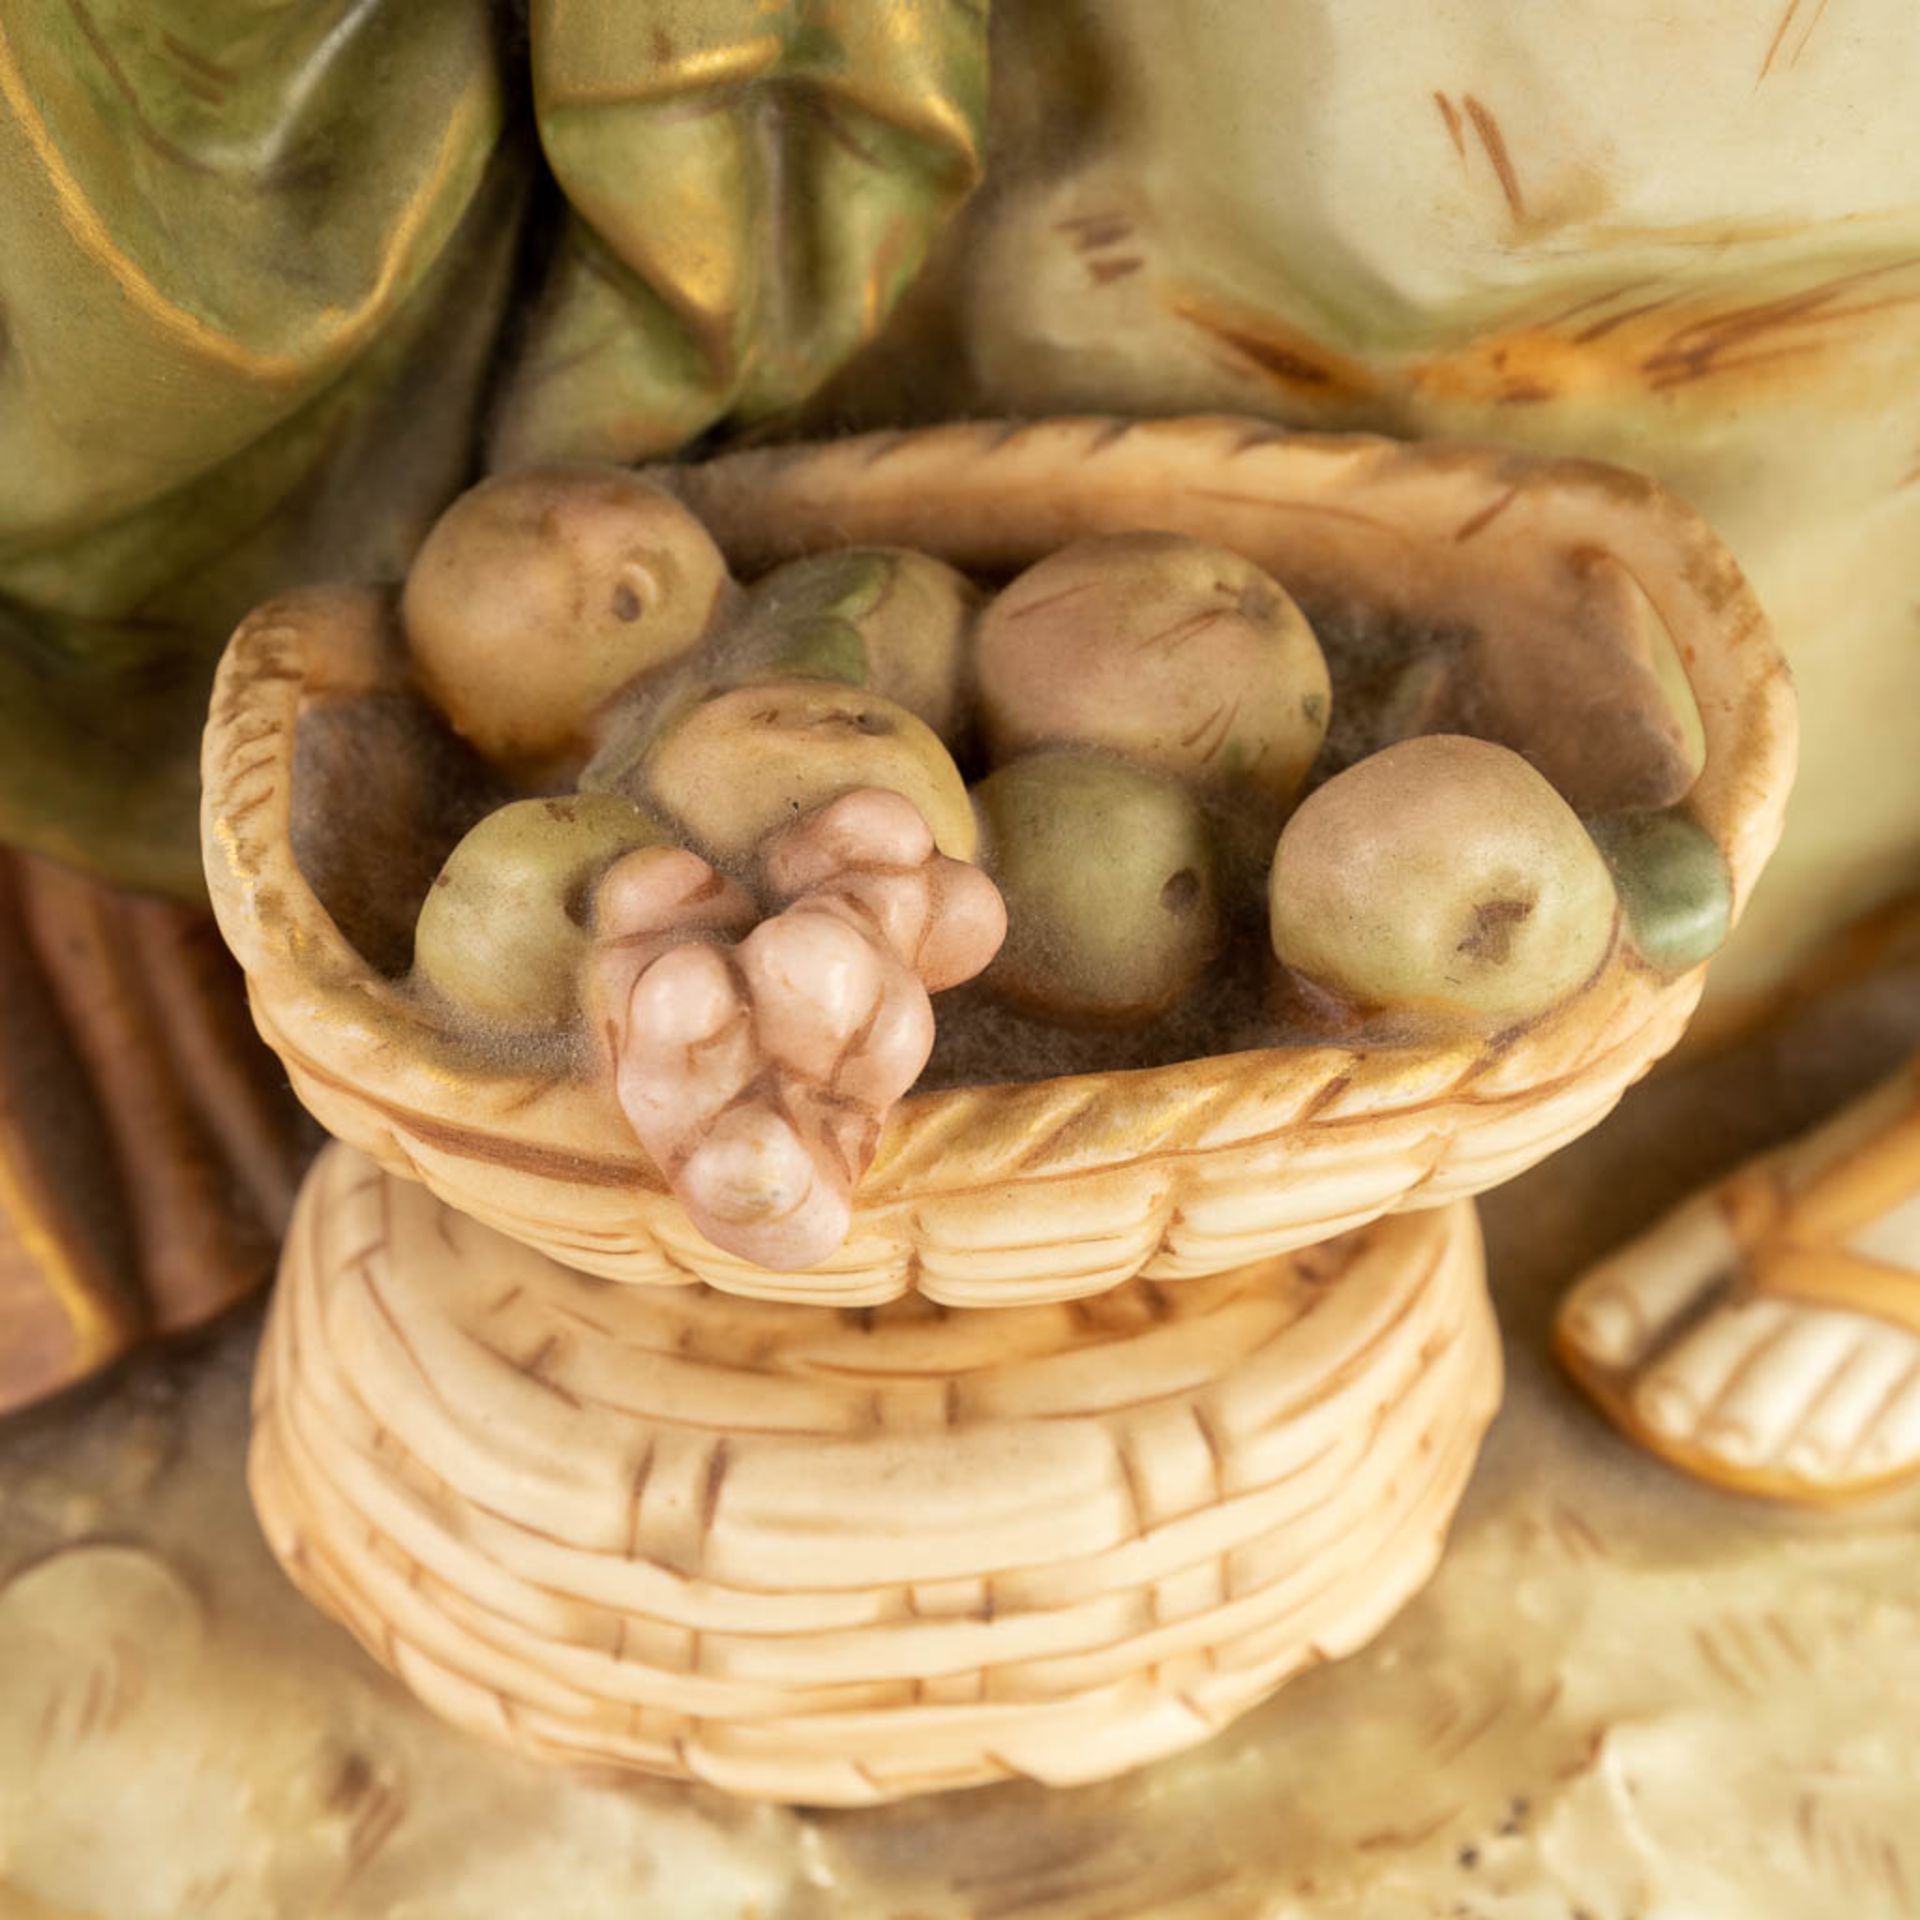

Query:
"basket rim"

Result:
[[200, 414, 1795, 1209]]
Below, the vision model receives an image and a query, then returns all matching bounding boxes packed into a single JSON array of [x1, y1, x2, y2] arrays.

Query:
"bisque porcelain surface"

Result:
[[191, 412, 1794, 1794], [253, 1145, 1497, 1804], [0, 0, 1910, 1890], [202, 416, 1793, 1308]]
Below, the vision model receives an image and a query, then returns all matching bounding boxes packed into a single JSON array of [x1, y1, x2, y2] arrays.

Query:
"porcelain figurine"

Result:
[[201, 415, 1792, 1796], [1, 0, 1915, 1892]]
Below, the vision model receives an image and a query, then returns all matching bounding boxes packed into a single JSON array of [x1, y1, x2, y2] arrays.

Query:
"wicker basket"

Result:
[[202, 417, 1793, 1307], [252, 1143, 1498, 1804]]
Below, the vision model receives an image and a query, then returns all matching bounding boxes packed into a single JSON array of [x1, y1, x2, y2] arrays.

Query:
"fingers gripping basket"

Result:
[[202, 417, 1794, 1308]]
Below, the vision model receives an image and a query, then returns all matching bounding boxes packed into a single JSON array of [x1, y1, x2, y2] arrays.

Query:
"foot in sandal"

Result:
[[1556, 1057, 1920, 1504]]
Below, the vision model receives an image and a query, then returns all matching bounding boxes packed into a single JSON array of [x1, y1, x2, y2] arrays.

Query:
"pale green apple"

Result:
[[1270, 736, 1618, 1026], [976, 748, 1222, 1025], [412, 793, 670, 1028]]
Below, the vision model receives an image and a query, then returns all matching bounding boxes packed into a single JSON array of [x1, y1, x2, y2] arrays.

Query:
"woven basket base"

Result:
[[251, 1143, 1501, 1804]]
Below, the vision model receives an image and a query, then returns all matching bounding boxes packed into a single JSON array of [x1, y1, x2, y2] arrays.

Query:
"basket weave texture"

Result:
[[252, 1144, 1499, 1804], [202, 416, 1794, 1306]]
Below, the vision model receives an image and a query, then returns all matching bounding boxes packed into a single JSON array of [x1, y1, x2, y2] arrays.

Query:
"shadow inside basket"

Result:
[[282, 517, 1710, 1093]]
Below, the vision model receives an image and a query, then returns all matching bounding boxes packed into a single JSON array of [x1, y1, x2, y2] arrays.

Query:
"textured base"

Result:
[[251, 1145, 1499, 1804]]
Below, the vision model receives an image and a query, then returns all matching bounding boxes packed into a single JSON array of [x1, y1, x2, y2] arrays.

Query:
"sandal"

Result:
[[1556, 1059, 1920, 1504]]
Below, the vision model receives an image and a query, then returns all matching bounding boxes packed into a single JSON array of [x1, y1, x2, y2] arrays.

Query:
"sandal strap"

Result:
[[1716, 1086, 1920, 1317], [1781, 1102, 1920, 1245], [1745, 1241, 1920, 1339]]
